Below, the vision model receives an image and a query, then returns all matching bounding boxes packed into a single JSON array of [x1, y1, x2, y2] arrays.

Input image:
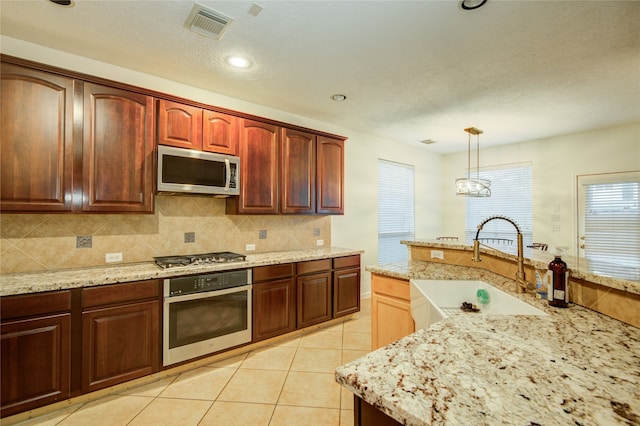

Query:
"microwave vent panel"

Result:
[[185, 3, 233, 40]]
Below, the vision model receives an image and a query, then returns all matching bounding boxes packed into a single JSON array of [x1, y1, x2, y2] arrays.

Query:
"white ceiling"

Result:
[[1, 0, 639, 153]]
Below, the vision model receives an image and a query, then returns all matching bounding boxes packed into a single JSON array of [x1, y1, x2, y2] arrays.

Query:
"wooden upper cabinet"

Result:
[[203, 110, 238, 155], [157, 99, 202, 150], [317, 136, 344, 214], [0, 62, 76, 212], [82, 83, 154, 213], [281, 128, 316, 214], [228, 119, 280, 214]]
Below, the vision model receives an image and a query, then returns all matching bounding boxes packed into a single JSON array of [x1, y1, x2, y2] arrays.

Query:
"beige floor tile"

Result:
[[57, 395, 152, 426], [217, 369, 287, 404], [118, 376, 176, 397], [340, 387, 355, 410], [240, 345, 296, 370], [278, 372, 341, 409], [299, 330, 343, 349], [265, 335, 301, 348], [342, 349, 369, 365], [127, 398, 211, 426], [12, 403, 83, 426], [340, 409, 355, 426], [208, 352, 248, 369], [343, 317, 371, 333], [343, 332, 371, 351], [199, 401, 274, 426], [159, 367, 235, 400], [322, 322, 344, 333], [290, 347, 342, 373], [269, 405, 340, 426]]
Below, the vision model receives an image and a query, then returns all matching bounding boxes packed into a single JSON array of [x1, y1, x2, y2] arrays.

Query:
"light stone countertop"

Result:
[[0, 247, 363, 297], [401, 239, 640, 296], [336, 261, 640, 425]]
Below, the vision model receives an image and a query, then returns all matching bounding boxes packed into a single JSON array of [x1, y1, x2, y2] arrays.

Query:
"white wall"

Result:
[[1, 36, 444, 296], [441, 121, 640, 255]]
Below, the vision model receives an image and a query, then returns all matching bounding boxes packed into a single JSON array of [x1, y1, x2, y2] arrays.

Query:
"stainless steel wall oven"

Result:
[[163, 269, 252, 366]]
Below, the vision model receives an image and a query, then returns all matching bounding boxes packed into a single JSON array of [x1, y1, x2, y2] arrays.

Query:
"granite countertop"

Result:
[[400, 239, 640, 296], [336, 263, 640, 425], [0, 247, 363, 297]]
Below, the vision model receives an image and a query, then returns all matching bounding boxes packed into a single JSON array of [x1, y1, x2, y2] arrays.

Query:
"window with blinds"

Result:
[[378, 160, 415, 264], [579, 171, 640, 281], [465, 164, 533, 255]]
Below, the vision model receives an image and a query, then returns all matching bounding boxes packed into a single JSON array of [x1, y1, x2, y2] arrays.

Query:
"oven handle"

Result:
[[164, 284, 252, 303]]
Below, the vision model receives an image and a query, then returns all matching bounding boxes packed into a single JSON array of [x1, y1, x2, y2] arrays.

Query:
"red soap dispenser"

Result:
[[548, 251, 569, 308]]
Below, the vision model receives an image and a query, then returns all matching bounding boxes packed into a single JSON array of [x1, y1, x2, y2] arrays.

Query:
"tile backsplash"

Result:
[[0, 195, 331, 274]]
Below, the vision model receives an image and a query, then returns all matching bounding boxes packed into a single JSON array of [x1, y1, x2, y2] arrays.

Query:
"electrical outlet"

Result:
[[105, 253, 123, 263], [259, 230, 267, 239], [552, 225, 561, 232], [246, 244, 256, 251], [552, 214, 561, 222], [430, 250, 444, 260], [184, 232, 195, 243], [316, 239, 324, 246]]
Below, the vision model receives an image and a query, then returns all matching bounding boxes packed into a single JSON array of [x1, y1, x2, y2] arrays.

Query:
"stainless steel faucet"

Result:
[[472, 215, 531, 293]]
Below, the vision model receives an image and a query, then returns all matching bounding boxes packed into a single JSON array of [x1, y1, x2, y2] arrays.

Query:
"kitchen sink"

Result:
[[410, 279, 546, 330]]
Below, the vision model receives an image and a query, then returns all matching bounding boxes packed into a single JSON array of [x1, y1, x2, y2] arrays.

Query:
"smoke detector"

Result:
[[185, 3, 233, 40]]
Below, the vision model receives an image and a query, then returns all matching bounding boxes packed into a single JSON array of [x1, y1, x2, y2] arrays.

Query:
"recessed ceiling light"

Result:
[[460, 0, 487, 10], [227, 56, 251, 69], [331, 94, 347, 102]]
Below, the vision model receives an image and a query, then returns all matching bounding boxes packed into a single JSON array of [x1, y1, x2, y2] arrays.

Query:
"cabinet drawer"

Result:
[[333, 255, 360, 269], [296, 259, 331, 275], [253, 263, 294, 282], [1, 291, 71, 320], [82, 280, 160, 309], [371, 275, 410, 301]]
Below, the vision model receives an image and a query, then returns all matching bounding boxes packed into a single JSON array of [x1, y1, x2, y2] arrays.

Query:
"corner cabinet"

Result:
[[82, 83, 154, 213], [0, 59, 155, 213], [371, 274, 414, 350], [0, 291, 71, 418], [317, 136, 344, 214]]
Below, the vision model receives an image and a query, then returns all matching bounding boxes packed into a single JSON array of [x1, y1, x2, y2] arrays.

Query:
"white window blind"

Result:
[[465, 164, 533, 255], [378, 160, 415, 264], [580, 172, 640, 281]]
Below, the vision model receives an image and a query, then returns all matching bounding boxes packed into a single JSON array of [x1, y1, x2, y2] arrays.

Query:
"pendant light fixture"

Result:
[[455, 127, 491, 197]]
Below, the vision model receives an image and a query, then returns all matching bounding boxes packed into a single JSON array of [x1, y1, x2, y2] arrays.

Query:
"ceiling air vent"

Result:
[[185, 3, 233, 40]]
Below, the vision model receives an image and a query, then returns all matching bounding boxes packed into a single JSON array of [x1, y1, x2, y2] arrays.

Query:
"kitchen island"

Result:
[[336, 250, 640, 425]]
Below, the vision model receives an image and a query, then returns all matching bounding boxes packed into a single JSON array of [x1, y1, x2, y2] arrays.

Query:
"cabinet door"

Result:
[[157, 99, 202, 150], [203, 110, 238, 155], [316, 136, 344, 214], [371, 275, 414, 350], [1, 314, 71, 417], [83, 83, 154, 212], [333, 267, 361, 318], [0, 63, 76, 212], [82, 300, 159, 393], [231, 119, 279, 214], [281, 128, 315, 214], [252, 278, 296, 342], [297, 272, 332, 328]]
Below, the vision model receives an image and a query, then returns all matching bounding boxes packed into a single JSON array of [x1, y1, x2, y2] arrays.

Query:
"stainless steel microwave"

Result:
[[157, 145, 240, 196]]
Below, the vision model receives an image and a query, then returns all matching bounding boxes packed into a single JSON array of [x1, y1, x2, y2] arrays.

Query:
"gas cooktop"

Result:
[[154, 252, 247, 269]]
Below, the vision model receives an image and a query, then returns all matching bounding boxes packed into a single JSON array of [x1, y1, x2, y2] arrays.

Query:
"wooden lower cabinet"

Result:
[[0, 291, 71, 418], [81, 280, 160, 393], [371, 274, 415, 350], [332, 254, 361, 318], [252, 264, 296, 342], [296, 259, 332, 328], [354, 396, 402, 426]]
